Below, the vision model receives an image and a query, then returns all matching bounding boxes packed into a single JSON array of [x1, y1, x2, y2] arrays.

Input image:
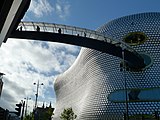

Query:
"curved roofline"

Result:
[[97, 12, 160, 31]]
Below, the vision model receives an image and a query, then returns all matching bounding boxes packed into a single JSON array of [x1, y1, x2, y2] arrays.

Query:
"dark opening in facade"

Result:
[[123, 32, 147, 45], [120, 53, 153, 72]]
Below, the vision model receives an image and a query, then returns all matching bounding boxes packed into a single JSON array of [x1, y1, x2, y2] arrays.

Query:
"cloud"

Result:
[[28, 0, 54, 18], [0, 77, 25, 110], [55, 0, 71, 20], [0, 0, 76, 113], [27, 0, 71, 20], [0, 38, 80, 112]]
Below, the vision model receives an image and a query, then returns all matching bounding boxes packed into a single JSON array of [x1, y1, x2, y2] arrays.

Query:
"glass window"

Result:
[[123, 32, 147, 45]]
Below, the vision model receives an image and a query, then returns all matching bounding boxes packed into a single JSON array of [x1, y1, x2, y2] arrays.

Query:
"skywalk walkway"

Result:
[[9, 21, 146, 69]]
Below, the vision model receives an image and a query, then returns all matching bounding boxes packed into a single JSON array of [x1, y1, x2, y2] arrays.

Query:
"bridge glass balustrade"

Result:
[[18, 21, 137, 54]]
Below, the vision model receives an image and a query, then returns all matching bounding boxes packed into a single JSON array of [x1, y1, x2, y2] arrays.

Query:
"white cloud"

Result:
[[0, 0, 75, 113], [55, 0, 71, 20], [27, 0, 71, 20], [0, 38, 80, 112], [28, 0, 54, 17]]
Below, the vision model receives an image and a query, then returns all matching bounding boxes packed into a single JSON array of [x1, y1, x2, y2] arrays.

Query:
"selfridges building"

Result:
[[53, 12, 160, 119]]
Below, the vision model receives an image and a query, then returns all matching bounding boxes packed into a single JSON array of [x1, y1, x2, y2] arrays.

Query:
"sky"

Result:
[[0, 0, 160, 114]]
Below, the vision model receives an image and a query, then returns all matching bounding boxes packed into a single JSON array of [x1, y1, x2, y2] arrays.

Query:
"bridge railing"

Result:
[[18, 21, 136, 54]]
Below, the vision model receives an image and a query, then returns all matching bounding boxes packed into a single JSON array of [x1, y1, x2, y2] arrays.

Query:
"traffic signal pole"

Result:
[[21, 101, 25, 120]]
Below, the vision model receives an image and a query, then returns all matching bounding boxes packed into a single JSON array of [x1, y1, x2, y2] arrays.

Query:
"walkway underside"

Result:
[[0, 0, 31, 45], [9, 30, 146, 69]]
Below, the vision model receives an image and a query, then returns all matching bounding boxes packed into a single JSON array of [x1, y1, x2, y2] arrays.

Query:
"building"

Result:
[[0, 107, 6, 120], [53, 12, 160, 119], [0, 73, 5, 97], [34, 103, 54, 120], [0, 107, 11, 120], [0, 78, 3, 97]]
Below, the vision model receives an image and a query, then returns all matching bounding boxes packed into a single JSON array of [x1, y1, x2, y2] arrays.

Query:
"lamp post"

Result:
[[24, 97, 31, 116], [122, 48, 129, 120], [33, 80, 43, 109]]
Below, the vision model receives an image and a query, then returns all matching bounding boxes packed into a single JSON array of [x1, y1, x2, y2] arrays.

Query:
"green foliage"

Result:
[[42, 107, 54, 120], [23, 108, 54, 120], [60, 107, 77, 120], [23, 112, 34, 120]]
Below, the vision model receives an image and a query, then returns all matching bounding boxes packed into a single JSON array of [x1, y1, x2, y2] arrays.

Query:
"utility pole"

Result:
[[24, 97, 31, 116], [33, 80, 43, 109]]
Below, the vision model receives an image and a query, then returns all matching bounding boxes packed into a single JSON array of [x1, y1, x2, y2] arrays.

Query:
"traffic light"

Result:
[[15, 103, 22, 116]]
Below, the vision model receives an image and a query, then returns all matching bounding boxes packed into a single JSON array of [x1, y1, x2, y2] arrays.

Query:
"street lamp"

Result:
[[122, 48, 129, 120], [24, 97, 31, 116], [33, 80, 44, 109]]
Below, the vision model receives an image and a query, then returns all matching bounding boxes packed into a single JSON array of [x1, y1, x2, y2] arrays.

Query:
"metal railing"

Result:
[[17, 21, 141, 57]]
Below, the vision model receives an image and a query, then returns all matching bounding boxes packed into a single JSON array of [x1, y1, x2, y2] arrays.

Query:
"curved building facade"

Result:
[[53, 12, 160, 119]]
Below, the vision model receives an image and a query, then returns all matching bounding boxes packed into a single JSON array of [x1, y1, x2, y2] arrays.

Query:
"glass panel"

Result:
[[108, 87, 160, 102], [123, 32, 147, 46]]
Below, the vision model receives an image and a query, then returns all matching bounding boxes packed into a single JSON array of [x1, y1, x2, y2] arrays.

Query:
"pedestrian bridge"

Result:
[[9, 21, 146, 69]]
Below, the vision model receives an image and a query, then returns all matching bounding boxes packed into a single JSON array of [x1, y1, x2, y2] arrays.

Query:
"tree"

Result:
[[60, 107, 77, 120], [42, 107, 54, 120], [23, 108, 54, 120], [23, 112, 34, 120]]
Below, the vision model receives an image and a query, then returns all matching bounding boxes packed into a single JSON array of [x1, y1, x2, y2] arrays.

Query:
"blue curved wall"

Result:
[[53, 12, 160, 119]]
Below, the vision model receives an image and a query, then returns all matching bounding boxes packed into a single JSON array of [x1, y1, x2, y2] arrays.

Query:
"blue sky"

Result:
[[0, 0, 160, 114], [25, 0, 160, 30]]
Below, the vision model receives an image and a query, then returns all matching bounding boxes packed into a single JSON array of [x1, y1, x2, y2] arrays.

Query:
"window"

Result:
[[140, 53, 153, 69], [108, 88, 160, 102], [123, 32, 147, 45], [119, 53, 153, 72]]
